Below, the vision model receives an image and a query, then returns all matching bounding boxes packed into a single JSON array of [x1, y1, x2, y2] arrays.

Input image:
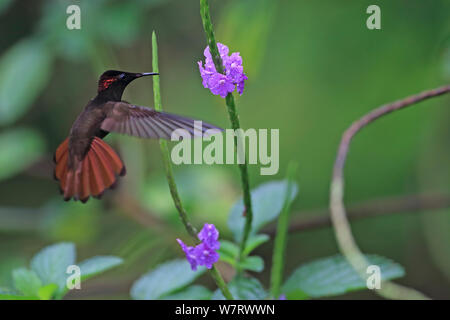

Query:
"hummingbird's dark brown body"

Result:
[[54, 70, 221, 202]]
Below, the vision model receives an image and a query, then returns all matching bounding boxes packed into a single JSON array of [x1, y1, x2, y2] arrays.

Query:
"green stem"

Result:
[[199, 0, 254, 268], [270, 162, 297, 298], [152, 31, 233, 300], [152, 32, 197, 239]]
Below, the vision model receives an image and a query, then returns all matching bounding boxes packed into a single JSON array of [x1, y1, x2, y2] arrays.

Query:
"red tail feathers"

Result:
[[54, 137, 126, 202]]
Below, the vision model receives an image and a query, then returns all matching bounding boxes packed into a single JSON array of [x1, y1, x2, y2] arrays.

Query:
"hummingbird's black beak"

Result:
[[136, 72, 159, 78]]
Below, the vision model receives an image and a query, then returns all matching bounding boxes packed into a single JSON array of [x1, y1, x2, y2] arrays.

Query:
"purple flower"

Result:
[[194, 243, 220, 269], [177, 223, 221, 271], [198, 223, 220, 250], [198, 43, 247, 98], [278, 294, 287, 300], [207, 73, 235, 98], [204, 43, 229, 65], [176, 239, 199, 271], [237, 74, 248, 95]]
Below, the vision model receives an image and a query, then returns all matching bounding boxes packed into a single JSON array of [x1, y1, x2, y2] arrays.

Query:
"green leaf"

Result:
[[162, 285, 212, 300], [0, 39, 52, 125], [219, 240, 239, 258], [78, 256, 123, 281], [218, 254, 236, 267], [218, 240, 239, 266], [30, 242, 76, 295], [212, 276, 267, 300], [130, 259, 206, 300], [58, 256, 123, 298], [282, 254, 405, 298], [12, 268, 42, 297], [0, 128, 45, 181], [241, 256, 264, 272], [37, 283, 58, 300], [243, 234, 270, 256], [228, 180, 298, 242]]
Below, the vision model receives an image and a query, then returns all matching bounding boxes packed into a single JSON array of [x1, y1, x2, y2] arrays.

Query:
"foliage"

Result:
[[282, 254, 405, 299], [0, 243, 122, 300], [130, 259, 206, 300], [228, 181, 299, 242], [129, 178, 405, 300], [212, 276, 266, 300]]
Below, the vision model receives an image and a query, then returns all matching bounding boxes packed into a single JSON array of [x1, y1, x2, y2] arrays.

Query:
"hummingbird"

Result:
[[54, 70, 221, 203]]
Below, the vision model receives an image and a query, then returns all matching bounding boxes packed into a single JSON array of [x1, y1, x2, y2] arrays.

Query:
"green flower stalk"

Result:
[[199, 0, 254, 267], [151, 31, 233, 300], [270, 162, 298, 298]]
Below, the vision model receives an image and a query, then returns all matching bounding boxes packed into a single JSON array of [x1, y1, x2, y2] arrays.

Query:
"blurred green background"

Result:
[[0, 0, 449, 299]]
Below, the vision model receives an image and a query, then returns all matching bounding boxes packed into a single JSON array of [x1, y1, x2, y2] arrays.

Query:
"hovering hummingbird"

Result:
[[54, 70, 220, 203]]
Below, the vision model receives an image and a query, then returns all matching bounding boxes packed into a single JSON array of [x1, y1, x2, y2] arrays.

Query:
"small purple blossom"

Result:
[[176, 239, 199, 271], [198, 43, 247, 98], [278, 294, 287, 300], [177, 223, 221, 271], [194, 243, 220, 269], [207, 73, 235, 98], [198, 223, 220, 250]]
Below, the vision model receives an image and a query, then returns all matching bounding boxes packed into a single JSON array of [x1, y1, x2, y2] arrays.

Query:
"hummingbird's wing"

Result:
[[100, 101, 222, 139]]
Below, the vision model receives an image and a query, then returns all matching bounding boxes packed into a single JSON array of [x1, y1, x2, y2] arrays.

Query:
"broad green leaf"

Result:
[[241, 256, 264, 272], [78, 256, 123, 281], [0, 39, 52, 125], [243, 234, 270, 256], [218, 240, 239, 266], [38, 283, 58, 300], [219, 240, 239, 258], [219, 254, 236, 267], [282, 254, 405, 298], [0, 128, 45, 181], [212, 276, 267, 300], [131, 259, 206, 300], [162, 285, 212, 300], [228, 180, 298, 242], [12, 268, 41, 297], [59, 256, 123, 298], [30, 242, 76, 295]]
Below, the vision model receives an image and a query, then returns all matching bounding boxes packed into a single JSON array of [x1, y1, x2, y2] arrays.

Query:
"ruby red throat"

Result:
[[54, 70, 221, 203]]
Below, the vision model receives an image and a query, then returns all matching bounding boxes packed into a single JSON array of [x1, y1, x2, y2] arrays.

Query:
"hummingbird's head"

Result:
[[97, 70, 158, 97]]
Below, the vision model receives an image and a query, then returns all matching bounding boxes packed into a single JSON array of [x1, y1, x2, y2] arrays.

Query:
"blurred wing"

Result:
[[100, 101, 222, 139]]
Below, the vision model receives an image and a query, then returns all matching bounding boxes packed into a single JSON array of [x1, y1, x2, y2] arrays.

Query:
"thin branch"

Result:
[[263, 193, 450, 236], [330, 84, 450, 300]]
